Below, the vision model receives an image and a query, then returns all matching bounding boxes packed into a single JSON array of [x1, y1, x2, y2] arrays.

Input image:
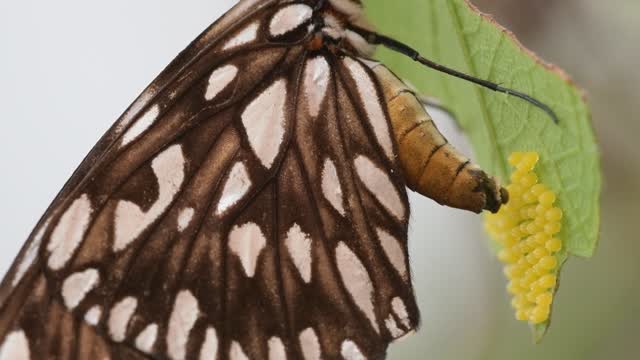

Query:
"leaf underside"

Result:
[[365, 0, 601, 340]]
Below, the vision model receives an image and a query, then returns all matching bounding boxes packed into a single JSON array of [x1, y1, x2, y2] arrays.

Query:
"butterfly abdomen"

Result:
[[372, 65, 507, 214]]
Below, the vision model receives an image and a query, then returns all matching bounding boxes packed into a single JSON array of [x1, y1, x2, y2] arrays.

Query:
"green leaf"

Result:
[[365, 0, 601, 339]]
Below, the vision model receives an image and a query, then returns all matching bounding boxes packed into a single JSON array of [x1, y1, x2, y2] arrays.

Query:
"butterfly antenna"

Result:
[[348, 26, 559, 124]]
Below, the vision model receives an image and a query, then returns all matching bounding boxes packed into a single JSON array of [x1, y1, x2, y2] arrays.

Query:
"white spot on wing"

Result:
[[241, 79, 288, 169], [13, 219, 50, 286], [0, 330, 30, 360], [269, 4, 313, 36], [392, 297, 411, 328], [217, 162, 252, 215], [223, 22, 259, 50], [85, 305, 102, 326], [121, 105, 160, 147], [117, 91, 156, 133], [47, 194, 93, 270], [336, 242, 379, 333], [285, 223, 312, 283], [299, 328, 322, 360], [299, 328, 321, 360], [108, 297, 138, 342], [385, 316, 405, 338], [341, 340, 366, 360], [228, 222, 267, 278], [354, 156, 406, 221], [167, 290, 200, 360], [321, 159, 345, 216], [135, 323, 158, 354], [205, 64, 238, 101], [62, 268, 100, 309], [230, 341, 249, 360], [199, 327, 218, 360], [303, 57, 330, 117], [114, 145, 185, 252], [177, 207, 195, 232], [344, 58, 394, 159], [268, 337, 286, 360], [393, 330, 416, 343], [376, 228, 408, 280]]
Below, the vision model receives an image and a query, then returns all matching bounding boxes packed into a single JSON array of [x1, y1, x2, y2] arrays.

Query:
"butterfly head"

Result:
[[308, 0, 377, 56]]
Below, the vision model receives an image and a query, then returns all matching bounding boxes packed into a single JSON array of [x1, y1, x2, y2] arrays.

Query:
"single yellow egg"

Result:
[[507, 183, 524, 197], [520, 173, 538, 188], [532, 264, 548, 276], [504, 265, 519, 279], [503, 235, 519, 247], [544, 222, 562, 235], [509, 152, 525, 166], [511, 171, 525, 184], [545, 238, 563, 252], [534, 216, 547, 228], [532, 247, 549, 259], [521, 206, 536, 219], [507, 281, 526, 295], [534, 232, 550, 245], [526, 253, 539, 265], [511, 227, 525, 240], [517, 153, 539, 172], [536, 293, 553, 306], [538, 274, 557, 289], [530, 305, 551, 324], [522, 273, 538, 287], [539, 191, 556, 206], [525, 236, 539, 249], [535, 204, 549, 215], [512, 295, 528, 308], [526, 292, 539, 303], [530, 184, 547, 196], [516, 310, 530, 321], [539, 255, 558, 270], [498, 249, 518, 264], [522, 191, 538, 204], [526, 222, 541, 235], [545, 207, 563, 222]]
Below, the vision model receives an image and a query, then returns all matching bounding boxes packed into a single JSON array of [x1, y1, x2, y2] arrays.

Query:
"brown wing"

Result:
[[0, 0, 301, 358], [266, 53, 420, 359], [0, 2, 420, 360]]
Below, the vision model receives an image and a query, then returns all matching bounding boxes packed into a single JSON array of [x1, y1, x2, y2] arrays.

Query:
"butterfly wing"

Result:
[[0, 0, 294, 357], [271, 54, 419, 359], [0, 0, 282, 304], [1, 2, 420, 360], [216, 53, 420, 360]]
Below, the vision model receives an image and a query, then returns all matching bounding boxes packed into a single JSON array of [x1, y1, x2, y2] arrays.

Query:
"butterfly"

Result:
[[0, 0, 557, 359]]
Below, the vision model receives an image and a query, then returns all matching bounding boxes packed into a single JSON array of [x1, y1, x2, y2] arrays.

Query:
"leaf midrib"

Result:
[[445, 1, 509, 179]]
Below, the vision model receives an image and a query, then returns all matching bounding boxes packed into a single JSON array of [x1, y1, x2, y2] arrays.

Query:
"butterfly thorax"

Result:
[[313, 0, 376, 56], [270, 0, 376, 56]]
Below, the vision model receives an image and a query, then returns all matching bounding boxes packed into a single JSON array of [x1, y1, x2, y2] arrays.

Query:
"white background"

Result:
[[0, 1, 501, 358]]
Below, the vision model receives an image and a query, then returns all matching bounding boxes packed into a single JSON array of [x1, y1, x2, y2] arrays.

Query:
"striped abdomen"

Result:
[[373, 65, 508, 213]]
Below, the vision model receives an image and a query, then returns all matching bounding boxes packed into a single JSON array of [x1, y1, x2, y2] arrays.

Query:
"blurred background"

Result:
[[0, 1, 637, 359], [390, 1, 640, 359]]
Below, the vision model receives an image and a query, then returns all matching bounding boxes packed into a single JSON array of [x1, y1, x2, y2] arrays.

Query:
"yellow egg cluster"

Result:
[[485, 152, 563, 325]]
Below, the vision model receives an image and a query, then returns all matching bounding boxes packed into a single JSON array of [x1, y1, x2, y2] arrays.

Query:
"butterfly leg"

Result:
[[372, 65, 508, 214]]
